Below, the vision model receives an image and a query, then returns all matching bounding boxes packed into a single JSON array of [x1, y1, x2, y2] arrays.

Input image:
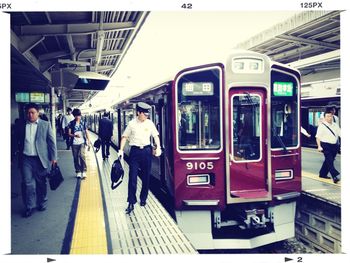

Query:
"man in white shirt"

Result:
[[316, 107, 341, 183], [118, 102, 161, 214], [62, 107, 74, 150]]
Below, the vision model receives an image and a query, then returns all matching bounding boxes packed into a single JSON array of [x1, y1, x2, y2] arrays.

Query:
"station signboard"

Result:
[[15, 92, 30, 103], [30, 92, 45, 103]]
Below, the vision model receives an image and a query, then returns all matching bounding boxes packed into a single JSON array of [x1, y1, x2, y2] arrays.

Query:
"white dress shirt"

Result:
[[62, 113, 74, 129], [23, 119, 39, 156], [122, 118, 159, 147], [316, 121, 341, 144]]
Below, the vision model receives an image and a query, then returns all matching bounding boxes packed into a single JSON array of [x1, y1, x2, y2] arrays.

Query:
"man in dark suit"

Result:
[[98, 112, 113, 160], [16, 103, 57, 217]]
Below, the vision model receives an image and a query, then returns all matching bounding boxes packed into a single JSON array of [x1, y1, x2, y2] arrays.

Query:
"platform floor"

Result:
[[301, 147, 341, 206], [11, 134, 197, 254]]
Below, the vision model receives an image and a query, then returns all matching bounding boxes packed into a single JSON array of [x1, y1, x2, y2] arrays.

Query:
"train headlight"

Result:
[[275, 169, 294, 181], [187, 174, 210, 186], [232, 58, 264, 74]]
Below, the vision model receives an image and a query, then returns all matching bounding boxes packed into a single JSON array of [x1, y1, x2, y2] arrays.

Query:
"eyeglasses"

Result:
[[141, 111, 150, 116]]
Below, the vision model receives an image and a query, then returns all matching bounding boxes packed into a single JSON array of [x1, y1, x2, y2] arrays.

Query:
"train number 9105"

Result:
[[186, 162, 214, 170]]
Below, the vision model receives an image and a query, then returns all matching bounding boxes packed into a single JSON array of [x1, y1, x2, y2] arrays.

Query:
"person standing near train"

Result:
[[117, 102, 162, 214], [62, 107, 74, 150], [98, 112, 113, 160], [315, 107, 341, 183]]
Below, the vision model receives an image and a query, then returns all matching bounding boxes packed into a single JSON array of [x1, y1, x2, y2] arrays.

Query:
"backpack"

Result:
[[110, 158, 124, 190]]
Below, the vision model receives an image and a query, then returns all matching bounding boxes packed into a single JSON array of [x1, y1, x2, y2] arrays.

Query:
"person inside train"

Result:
[[315, 107, 341, 183], [117, 102, 162, 214], [68, 108, 90, 179], [15, 103, 57, 218], [98, 111, 113, 160], [237, 111, 256, 159]]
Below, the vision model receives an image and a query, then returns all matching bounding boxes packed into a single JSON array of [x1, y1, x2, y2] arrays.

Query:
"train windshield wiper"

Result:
[[272, 126, 288, 153]]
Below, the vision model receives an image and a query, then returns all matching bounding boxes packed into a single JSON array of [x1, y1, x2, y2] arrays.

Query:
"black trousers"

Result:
[[320, 142, 339, 179], [101, 138, 111, 158], [127, 146, 152, 204]]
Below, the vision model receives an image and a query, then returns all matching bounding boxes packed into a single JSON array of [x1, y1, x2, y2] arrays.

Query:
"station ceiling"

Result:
[[11, 11, 340, 109], [235, 11, 341, 76], [11, 11, 149, 108]]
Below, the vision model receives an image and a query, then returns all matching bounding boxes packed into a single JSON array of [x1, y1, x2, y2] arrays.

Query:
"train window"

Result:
[[271, 70, 299, 149], [123, 109, 134, 130], [232, 94, 261, 161], [176, 68, 221, 151]]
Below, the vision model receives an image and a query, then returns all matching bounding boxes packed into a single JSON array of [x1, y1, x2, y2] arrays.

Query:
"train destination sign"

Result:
[[273, 82, 293, 96], [182, 82, 214, 96]]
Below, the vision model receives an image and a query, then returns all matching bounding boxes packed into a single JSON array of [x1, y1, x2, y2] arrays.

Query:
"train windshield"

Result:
[[271, 70, 299, 149], [177, 68, 221, 151], [232, 94, 261, 161]]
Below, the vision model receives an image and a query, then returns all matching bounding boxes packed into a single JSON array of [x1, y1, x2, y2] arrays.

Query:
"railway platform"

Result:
[[11, 134, 197, 254]]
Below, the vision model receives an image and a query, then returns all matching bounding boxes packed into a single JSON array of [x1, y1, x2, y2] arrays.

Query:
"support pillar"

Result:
[[50, 86, 56, 140]]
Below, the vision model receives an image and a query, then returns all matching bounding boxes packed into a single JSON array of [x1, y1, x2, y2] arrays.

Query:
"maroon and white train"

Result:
[[87, 50, 302, 249]]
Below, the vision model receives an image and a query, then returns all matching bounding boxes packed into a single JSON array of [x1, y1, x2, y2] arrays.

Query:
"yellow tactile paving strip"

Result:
[[70, 149, 108, 254], [303, 171, 341, 187]]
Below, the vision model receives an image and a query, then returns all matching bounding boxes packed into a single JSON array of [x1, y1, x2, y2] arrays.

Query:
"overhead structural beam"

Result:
[[18, 22, 136, 36], [288, 49, 340, 69], [66, 35, 76, 60], [78, 49, 122, 59], [270, 45, 312, 61], [109, 11, 150, 77], [18, 35, 45, 54], [39, 49, 122, 62], [11, 30, 51, 82], [95, 12, 105, 70], [38, 51, 70, 61], [275, 34, 340, 50], [95, 30, 105, 69], [235, 11, 340, 50]]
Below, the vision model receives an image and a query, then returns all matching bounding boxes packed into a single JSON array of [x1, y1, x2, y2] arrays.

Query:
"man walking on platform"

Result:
[[62, 107, 74, 150], [118, 102, 162, 214], [16, 103, 57, 217], [316, 107, 341, 183], [98, 112, 113, 160]]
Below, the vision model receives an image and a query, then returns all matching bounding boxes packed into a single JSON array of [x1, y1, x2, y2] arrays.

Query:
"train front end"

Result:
[[172, 51, 301, 249]]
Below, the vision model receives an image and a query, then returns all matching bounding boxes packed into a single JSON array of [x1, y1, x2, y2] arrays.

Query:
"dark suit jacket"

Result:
[[98, 117, 113, 139], [16, 119, 57, 169]]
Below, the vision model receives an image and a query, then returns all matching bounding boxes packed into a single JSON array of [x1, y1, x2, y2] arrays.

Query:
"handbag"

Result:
[[49, 163, 64, 190], [110, 157, 124, 190], [93, 139, 101, 152]]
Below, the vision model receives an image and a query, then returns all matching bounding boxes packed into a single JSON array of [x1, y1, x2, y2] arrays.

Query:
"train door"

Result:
[[228, 88, 269, 201]]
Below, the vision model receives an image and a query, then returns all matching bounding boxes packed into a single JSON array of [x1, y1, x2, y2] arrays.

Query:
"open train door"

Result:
[[227, 87, 271, 203]]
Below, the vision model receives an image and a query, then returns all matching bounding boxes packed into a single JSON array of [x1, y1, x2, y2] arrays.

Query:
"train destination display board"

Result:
[[273, 82, 293, 96], [182, 82, 214, 96]]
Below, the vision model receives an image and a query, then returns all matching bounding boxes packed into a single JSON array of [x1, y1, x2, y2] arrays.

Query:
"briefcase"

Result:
[[49, 163, 64, 190], [110, 157, 124, 190]]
